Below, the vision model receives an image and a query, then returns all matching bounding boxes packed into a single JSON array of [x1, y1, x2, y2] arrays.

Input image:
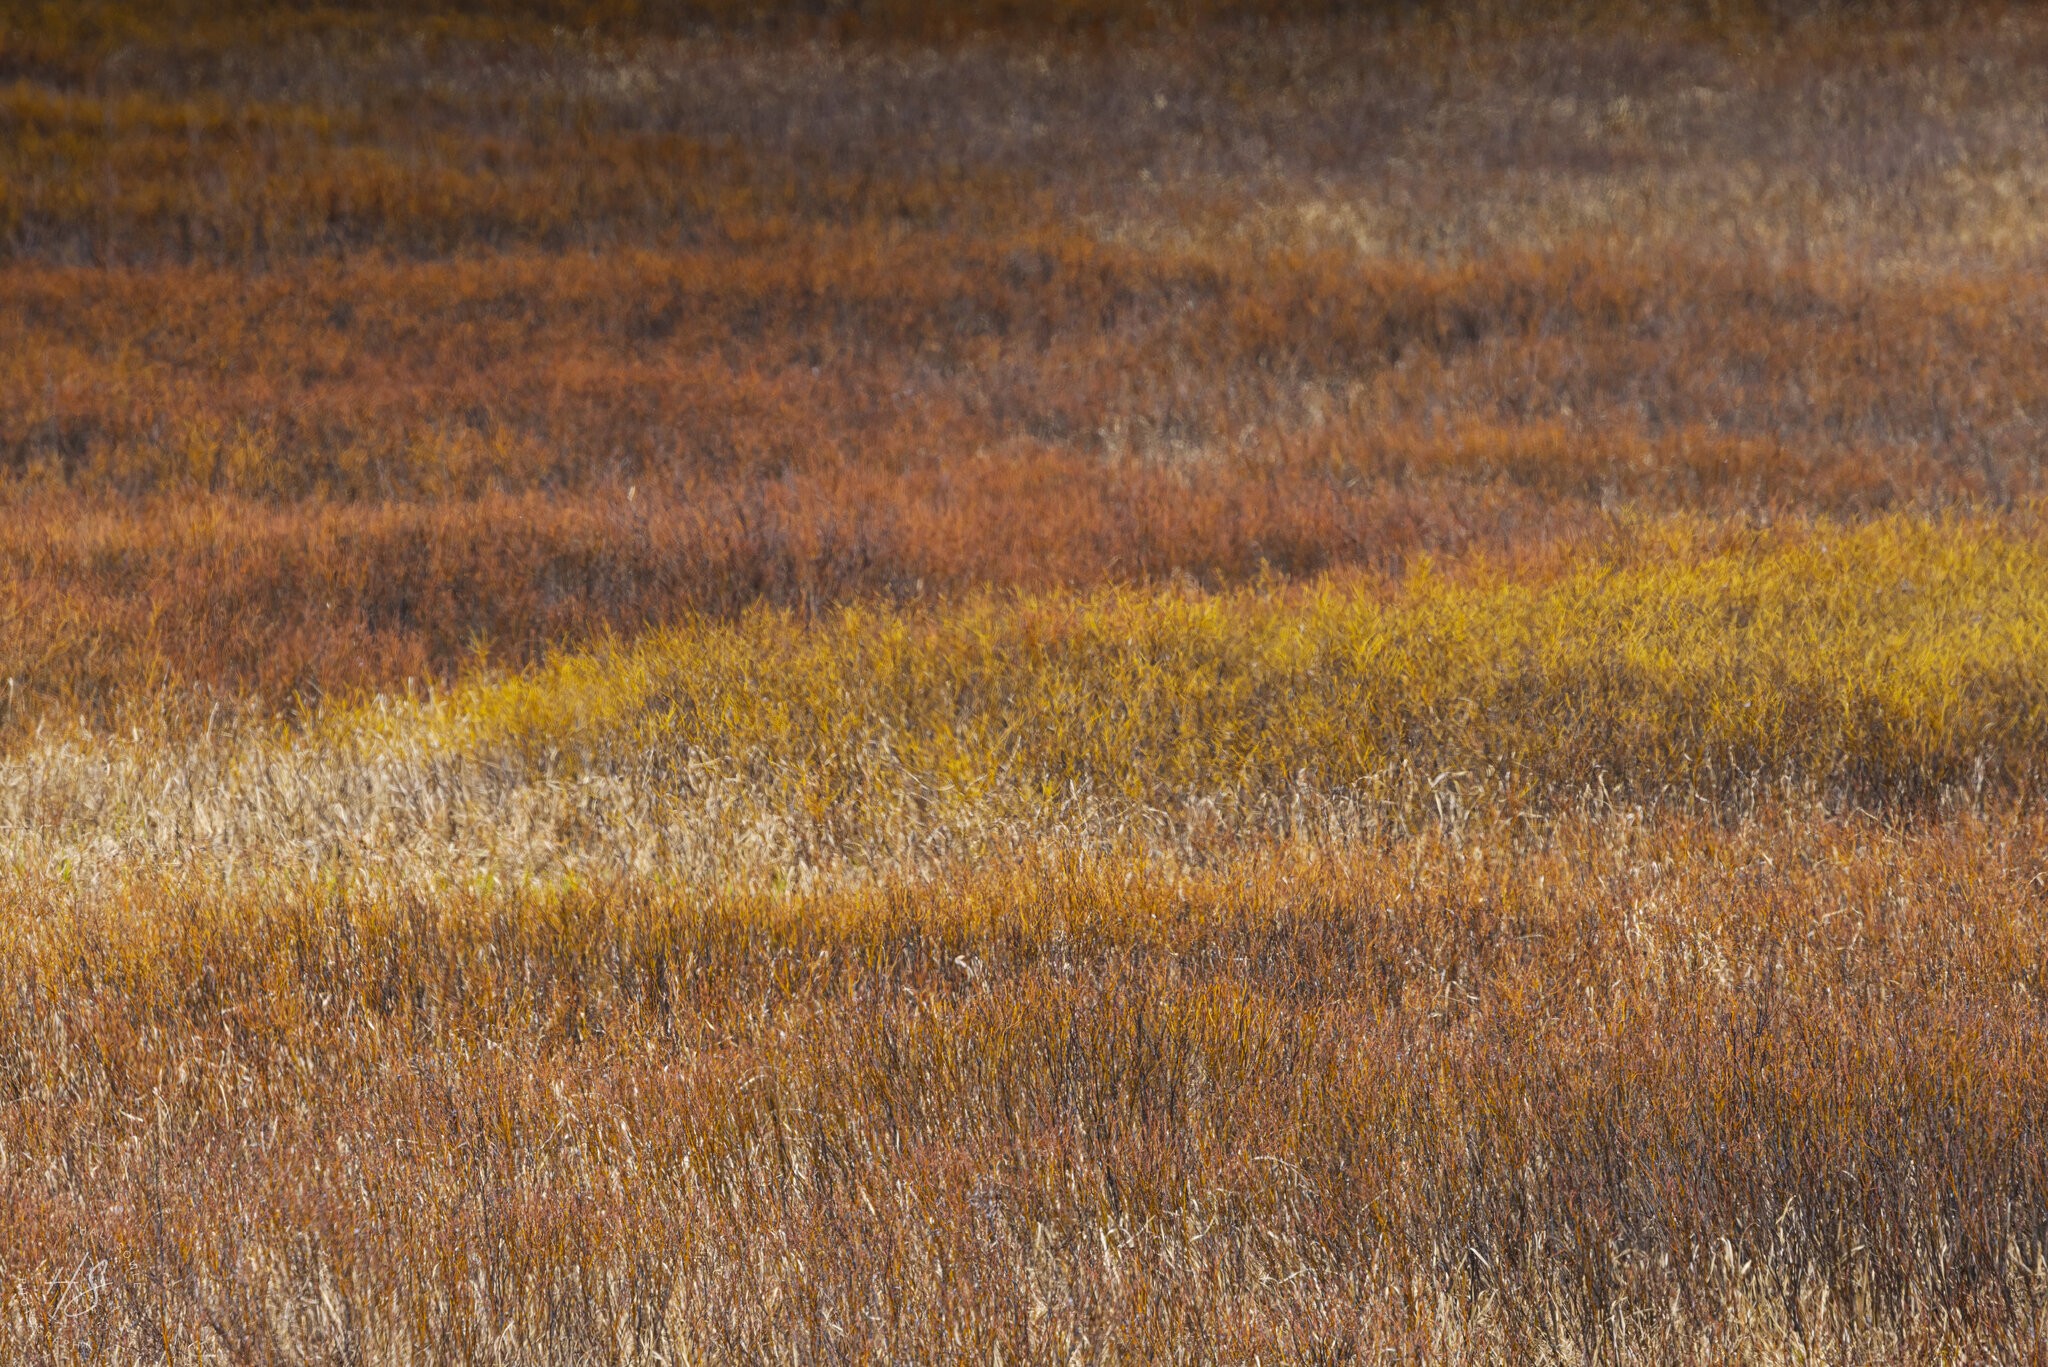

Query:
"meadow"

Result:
[[3, 1, 2048, 1361]]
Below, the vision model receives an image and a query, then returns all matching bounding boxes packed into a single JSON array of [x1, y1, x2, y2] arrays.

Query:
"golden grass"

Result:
[[0, 514, 2036, 902], [4, 814, 2045, 1360], [6, 3, 2048, 1360], [417, 514, 2048, 813]]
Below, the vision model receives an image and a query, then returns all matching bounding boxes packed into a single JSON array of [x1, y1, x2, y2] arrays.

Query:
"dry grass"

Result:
[[5, 817, 2046, 1361], [4, 519, 2048, 1361], [5, 2, 2048, 1361], [6, 6, 2048, 721], [2, 516, 2040, 892]]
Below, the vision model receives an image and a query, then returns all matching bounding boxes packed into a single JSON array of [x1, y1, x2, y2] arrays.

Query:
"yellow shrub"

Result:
[[404, 516, 2048, 810]]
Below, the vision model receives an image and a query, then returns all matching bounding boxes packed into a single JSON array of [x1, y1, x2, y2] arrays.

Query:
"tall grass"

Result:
[[4, 814, 2044, 1360], [0, 516, 2038, 894], [436, 515, 2048, 810], [6, 4, 2048, 1360]]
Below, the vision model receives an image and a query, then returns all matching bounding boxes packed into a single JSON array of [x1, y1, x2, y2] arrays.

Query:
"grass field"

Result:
[[4, 1, 2048, 1361]]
